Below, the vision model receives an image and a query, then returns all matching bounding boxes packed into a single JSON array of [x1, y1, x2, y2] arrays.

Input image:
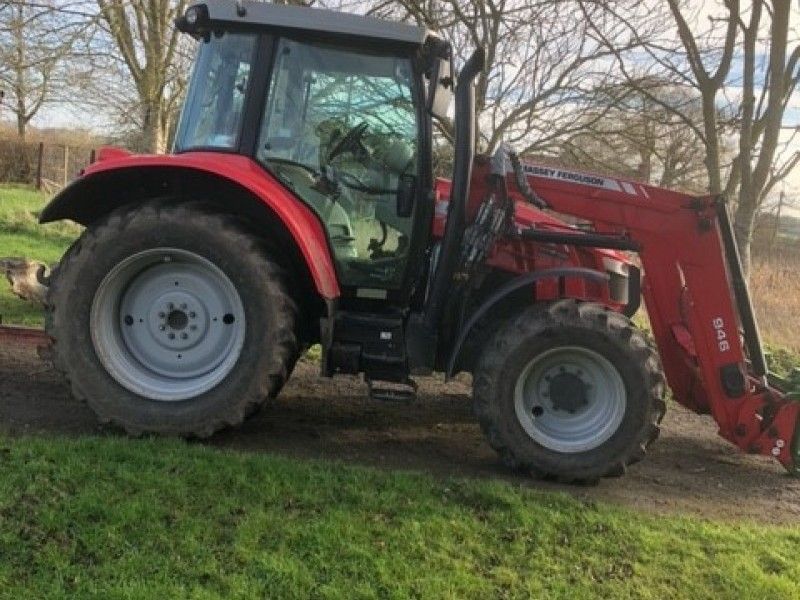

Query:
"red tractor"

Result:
[[41, 0, 800, 482]]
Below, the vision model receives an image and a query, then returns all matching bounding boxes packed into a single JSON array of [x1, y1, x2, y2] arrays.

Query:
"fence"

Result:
[[0, 138, 96, 194]]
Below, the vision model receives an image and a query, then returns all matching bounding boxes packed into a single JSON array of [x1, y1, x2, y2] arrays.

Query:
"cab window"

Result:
[[175, 33, 256, 151], [259, 38, 418, 290]]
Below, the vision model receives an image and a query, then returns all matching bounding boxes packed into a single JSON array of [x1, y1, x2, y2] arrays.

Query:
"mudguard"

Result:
[[40, 149, 340, 299], [445, 267, 609, 377]]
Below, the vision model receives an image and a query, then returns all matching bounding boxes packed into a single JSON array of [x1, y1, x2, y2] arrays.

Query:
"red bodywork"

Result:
[[451, 156, 798, 471], [77, 148, 341, 298], [434, 159, 633, 312]]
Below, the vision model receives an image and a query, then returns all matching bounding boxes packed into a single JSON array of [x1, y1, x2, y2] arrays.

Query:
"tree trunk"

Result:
[[1, 258, 49, 306], [733, 194, 758, 277], [142, 101, 166, 154], [16, 114, 26, 141]]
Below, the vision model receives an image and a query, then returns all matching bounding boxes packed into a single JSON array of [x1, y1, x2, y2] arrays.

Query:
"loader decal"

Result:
[[520, 164, 631, 194], [712, 317, 732, 353]]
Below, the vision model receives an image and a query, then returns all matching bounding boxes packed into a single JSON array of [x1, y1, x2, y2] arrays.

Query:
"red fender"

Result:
[[41, 148, 340, 299]]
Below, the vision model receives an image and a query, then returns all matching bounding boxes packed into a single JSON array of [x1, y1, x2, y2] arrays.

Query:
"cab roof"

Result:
[[193, 0, 431, 47]]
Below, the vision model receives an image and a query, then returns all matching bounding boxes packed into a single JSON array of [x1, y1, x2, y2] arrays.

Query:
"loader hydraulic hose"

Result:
[[422, 47, 486, 333], [508, 150, 548, 209]]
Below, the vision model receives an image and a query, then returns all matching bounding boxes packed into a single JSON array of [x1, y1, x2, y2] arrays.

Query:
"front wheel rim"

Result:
[[514, 346, 626, 453], [90, 248, 246, 401]]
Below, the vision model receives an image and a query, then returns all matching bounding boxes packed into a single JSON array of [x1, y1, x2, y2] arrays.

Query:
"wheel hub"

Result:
[[140, 290, 208, 352], [166, 308, 189, 331], [546, 370, 590, 414]]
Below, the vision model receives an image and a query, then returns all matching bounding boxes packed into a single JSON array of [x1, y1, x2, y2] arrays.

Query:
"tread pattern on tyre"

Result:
[[473, 299, 667, 483], [45, 201, 299, 437]]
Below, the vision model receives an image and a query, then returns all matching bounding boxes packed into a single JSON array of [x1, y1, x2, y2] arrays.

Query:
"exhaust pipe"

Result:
[[422, 47, 486, 333]]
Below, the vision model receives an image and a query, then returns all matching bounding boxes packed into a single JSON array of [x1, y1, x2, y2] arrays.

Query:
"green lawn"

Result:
[[0, 184, 80, 326], [0, 434, 798, 599]]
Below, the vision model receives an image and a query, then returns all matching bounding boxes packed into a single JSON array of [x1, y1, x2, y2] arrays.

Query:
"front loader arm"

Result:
[[510, 162, 800, 472]]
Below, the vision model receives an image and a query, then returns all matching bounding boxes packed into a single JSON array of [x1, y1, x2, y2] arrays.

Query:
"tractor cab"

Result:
[[175, 1, 453, 303]]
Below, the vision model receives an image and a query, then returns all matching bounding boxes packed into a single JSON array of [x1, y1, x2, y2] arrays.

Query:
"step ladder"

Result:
[[367, 378, 417, 403]]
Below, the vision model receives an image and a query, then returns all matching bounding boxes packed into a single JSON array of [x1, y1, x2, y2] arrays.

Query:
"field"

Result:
[[2, 184, 800, 597], [751, 252, 800, 353], [0, 185, 80, 325]]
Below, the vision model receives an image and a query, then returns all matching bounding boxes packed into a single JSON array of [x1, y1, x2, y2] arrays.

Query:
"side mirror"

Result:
[[396, 174, 416, 218], [427, 57, 454, 120]]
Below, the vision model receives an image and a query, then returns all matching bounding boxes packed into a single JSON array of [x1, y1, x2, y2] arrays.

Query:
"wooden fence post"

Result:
[[35, 142, 44, 190], [63, 145, 69, 186]]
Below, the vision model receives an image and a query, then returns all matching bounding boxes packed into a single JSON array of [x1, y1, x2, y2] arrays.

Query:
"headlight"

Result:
[[602, 257, 630, 304]]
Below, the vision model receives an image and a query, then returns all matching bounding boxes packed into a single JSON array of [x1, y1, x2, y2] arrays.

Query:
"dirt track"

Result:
[[2, 344, 799, 525]]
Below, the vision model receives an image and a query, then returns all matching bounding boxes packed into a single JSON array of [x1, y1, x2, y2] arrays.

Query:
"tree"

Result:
[[560, 80, 711, 192], [582, 0, 800, 275], [96, 0, 190, 153], [0, 1, 93, 139], [326, 0, 638, 157]]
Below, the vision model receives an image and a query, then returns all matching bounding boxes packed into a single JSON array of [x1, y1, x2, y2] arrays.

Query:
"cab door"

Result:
[[258, 37, 425, 302]]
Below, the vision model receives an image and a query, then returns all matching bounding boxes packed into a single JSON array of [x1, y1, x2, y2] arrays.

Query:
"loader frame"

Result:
[[500, 159, 800, 470]]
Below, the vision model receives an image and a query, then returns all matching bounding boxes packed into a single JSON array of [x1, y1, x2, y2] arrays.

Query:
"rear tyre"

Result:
[[46, 202, 298, 437], [473, 299, 666, 483]]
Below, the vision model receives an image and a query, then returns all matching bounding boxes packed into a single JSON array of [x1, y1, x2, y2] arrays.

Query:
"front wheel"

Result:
[[46, 203, 299, 437], [473, 300, 666, 482]]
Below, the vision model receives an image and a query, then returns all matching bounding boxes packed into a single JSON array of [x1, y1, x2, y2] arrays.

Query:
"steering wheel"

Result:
[[328, 122, 370, 163], [265, 156, 320, 178]]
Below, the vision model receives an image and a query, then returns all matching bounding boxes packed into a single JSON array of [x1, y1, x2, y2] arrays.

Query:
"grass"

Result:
[[0, 184, 80, 326], [0, 434, 799, 599]]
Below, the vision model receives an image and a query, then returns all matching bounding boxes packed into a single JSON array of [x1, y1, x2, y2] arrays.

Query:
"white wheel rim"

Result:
[[90, 248, 246, 401], [514, 346, 626, 453]]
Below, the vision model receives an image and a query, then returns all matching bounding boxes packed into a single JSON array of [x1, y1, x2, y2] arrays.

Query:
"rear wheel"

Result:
[[46, 203, 299, 437], [473, 300, 666, 482]]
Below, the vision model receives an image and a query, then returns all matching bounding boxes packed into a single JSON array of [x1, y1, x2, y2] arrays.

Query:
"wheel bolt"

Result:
[[158, 312, 165, 318], [168, 303, 174, 310], [189, 312, 196, 319], [168, 333, 175, 340], [159, 325, 166, 331], [190, 325, 197, 331], [181, 333, 188, 340], [181, 303, 187, 310]]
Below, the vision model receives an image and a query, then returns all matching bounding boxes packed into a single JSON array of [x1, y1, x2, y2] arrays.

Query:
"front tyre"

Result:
[[46, 203, 298, 437], [473, 300, 666, 483]]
